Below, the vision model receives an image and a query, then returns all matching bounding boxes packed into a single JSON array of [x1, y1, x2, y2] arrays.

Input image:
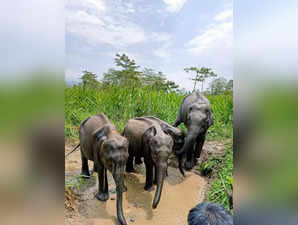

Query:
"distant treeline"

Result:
[[69, 53, 233, 95]]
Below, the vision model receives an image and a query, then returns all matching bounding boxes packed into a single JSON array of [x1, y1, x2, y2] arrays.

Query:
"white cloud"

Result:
[[151, 32, 172, 42], [66, 1, 171, 47], [153, 42, 172, 59], [163, 0, 188, 13], [124, 2, 135, 14], [214, 9, 233, 21], [67, 10, 105, 26], [67, 15, 147, 46], [67, 0, 105, 12], [186, 8, 233, 54], [154, 48, 170, 58]]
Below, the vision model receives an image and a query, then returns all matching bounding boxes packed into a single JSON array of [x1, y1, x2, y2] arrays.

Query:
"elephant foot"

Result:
[[126, 167, 135, 173], [81, 170, 90, 178], [95, 192, 109, 201], [144, 185, 154, 192], [184, 161, 193, 171]]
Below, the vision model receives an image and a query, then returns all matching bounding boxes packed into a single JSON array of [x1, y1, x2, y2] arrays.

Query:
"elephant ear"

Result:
[[160, 123, 176, 139], [207, 109, 214, 127], [161, 123, 185, 139], [93, 125, 109, 149], [142, 126, 157, 145]]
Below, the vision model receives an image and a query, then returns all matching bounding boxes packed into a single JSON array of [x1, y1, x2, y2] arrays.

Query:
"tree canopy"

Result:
[[184, 66, 217, 92], [210, 77, 233, 95], [80, 70, 100, 89]]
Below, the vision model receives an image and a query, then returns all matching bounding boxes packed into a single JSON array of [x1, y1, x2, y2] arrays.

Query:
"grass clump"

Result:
[[200, 141, 233, 211]]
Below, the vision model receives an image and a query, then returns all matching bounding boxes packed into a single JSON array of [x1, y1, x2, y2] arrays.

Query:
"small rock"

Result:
[[129, 215, 136, 223], [132, 202, 138, 208], [110, 197, 115, 200]]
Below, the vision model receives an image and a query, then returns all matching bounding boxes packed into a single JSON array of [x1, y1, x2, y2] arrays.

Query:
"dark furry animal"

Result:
[[188, 202, 233, 225]]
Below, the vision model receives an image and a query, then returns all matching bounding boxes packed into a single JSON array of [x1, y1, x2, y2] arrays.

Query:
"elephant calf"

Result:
[[174, 91, 214, 170], [139, 116, 186, 175], [79, 114, 129, 225], [123, 117, 173, 209]]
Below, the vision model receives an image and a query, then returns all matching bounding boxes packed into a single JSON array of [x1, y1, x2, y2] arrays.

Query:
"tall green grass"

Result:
[[65, 86, 233, 141]]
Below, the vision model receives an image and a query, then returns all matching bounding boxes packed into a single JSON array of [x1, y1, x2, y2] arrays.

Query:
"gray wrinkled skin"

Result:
[[140, 116, 186, 176], [79, 114, 129, 225], [123, 117, 173, 209], [173, 91, 214, 170], [142, 116, 185, 152]]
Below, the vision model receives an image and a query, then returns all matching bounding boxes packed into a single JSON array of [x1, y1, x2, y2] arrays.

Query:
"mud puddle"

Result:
[[65, 143, 207, 225]]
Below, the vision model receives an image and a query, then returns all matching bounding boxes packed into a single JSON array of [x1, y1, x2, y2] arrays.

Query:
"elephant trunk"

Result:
[[152, 163, 166, 209], [116, 190, 127, 225], [176, 128, 199, 155], [112, 164, 127, 225]]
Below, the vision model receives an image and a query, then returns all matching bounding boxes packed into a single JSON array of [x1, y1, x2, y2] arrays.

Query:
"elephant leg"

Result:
[[95, 164, 109, 201], [135, 155, 143, 165], [93, 163, 98, 173], [184, 145, 195, 170], [81, 151, 90, 178], [126, 154, 135, 172], [195, 132, 206, 161], [144, 157, 154, 191]]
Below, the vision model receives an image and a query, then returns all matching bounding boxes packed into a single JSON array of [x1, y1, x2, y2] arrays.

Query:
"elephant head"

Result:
[[143, 126, 173, 209], [160, 124, 186, 176], [176, 104, 213, 156], [93, 124, 129, 225]]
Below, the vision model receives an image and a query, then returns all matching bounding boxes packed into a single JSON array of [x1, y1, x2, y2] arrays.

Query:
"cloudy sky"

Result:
[[66, 0, 233, 90]]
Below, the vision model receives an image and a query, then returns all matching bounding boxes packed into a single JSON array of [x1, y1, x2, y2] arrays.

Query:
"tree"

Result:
[[226, 79, 233, 92], [141, 68, 164, 87], [210, 77, 227, 95], [184, 67, 217, 92], [102, 53, 142, 87], [165, 80, 179, 92], [142, 68, 179, 92], [80, 70, 100, 89]]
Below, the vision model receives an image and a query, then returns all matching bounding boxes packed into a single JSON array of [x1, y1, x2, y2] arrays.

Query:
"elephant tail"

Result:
[[65, 143, 80, 158]]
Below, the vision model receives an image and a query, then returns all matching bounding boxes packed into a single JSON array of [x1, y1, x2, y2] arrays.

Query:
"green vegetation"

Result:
[[65, 86, 232, 141], [65, 53, 233, 210], [65, 174, 88, 190], [209, 77, 233, 95], [201, 141, 233, 211]]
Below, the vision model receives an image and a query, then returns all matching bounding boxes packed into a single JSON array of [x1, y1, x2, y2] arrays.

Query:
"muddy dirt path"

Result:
[[65, 142, 223, 225]]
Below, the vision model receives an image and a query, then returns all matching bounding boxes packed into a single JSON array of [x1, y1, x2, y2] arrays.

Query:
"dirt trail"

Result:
[[65, 142, 218, 225]]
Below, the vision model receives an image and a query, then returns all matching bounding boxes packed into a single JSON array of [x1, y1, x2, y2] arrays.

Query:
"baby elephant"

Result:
[[79, 114, 129, 225], [140, 116, 186, 175], [123, 117, 173, 209]]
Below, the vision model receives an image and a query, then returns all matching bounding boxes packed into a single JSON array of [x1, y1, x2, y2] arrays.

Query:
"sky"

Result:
[[65, 0, 233, 91]]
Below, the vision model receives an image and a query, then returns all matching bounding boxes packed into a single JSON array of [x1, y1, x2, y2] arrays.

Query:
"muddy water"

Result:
[[65, 144, 207, 225]]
